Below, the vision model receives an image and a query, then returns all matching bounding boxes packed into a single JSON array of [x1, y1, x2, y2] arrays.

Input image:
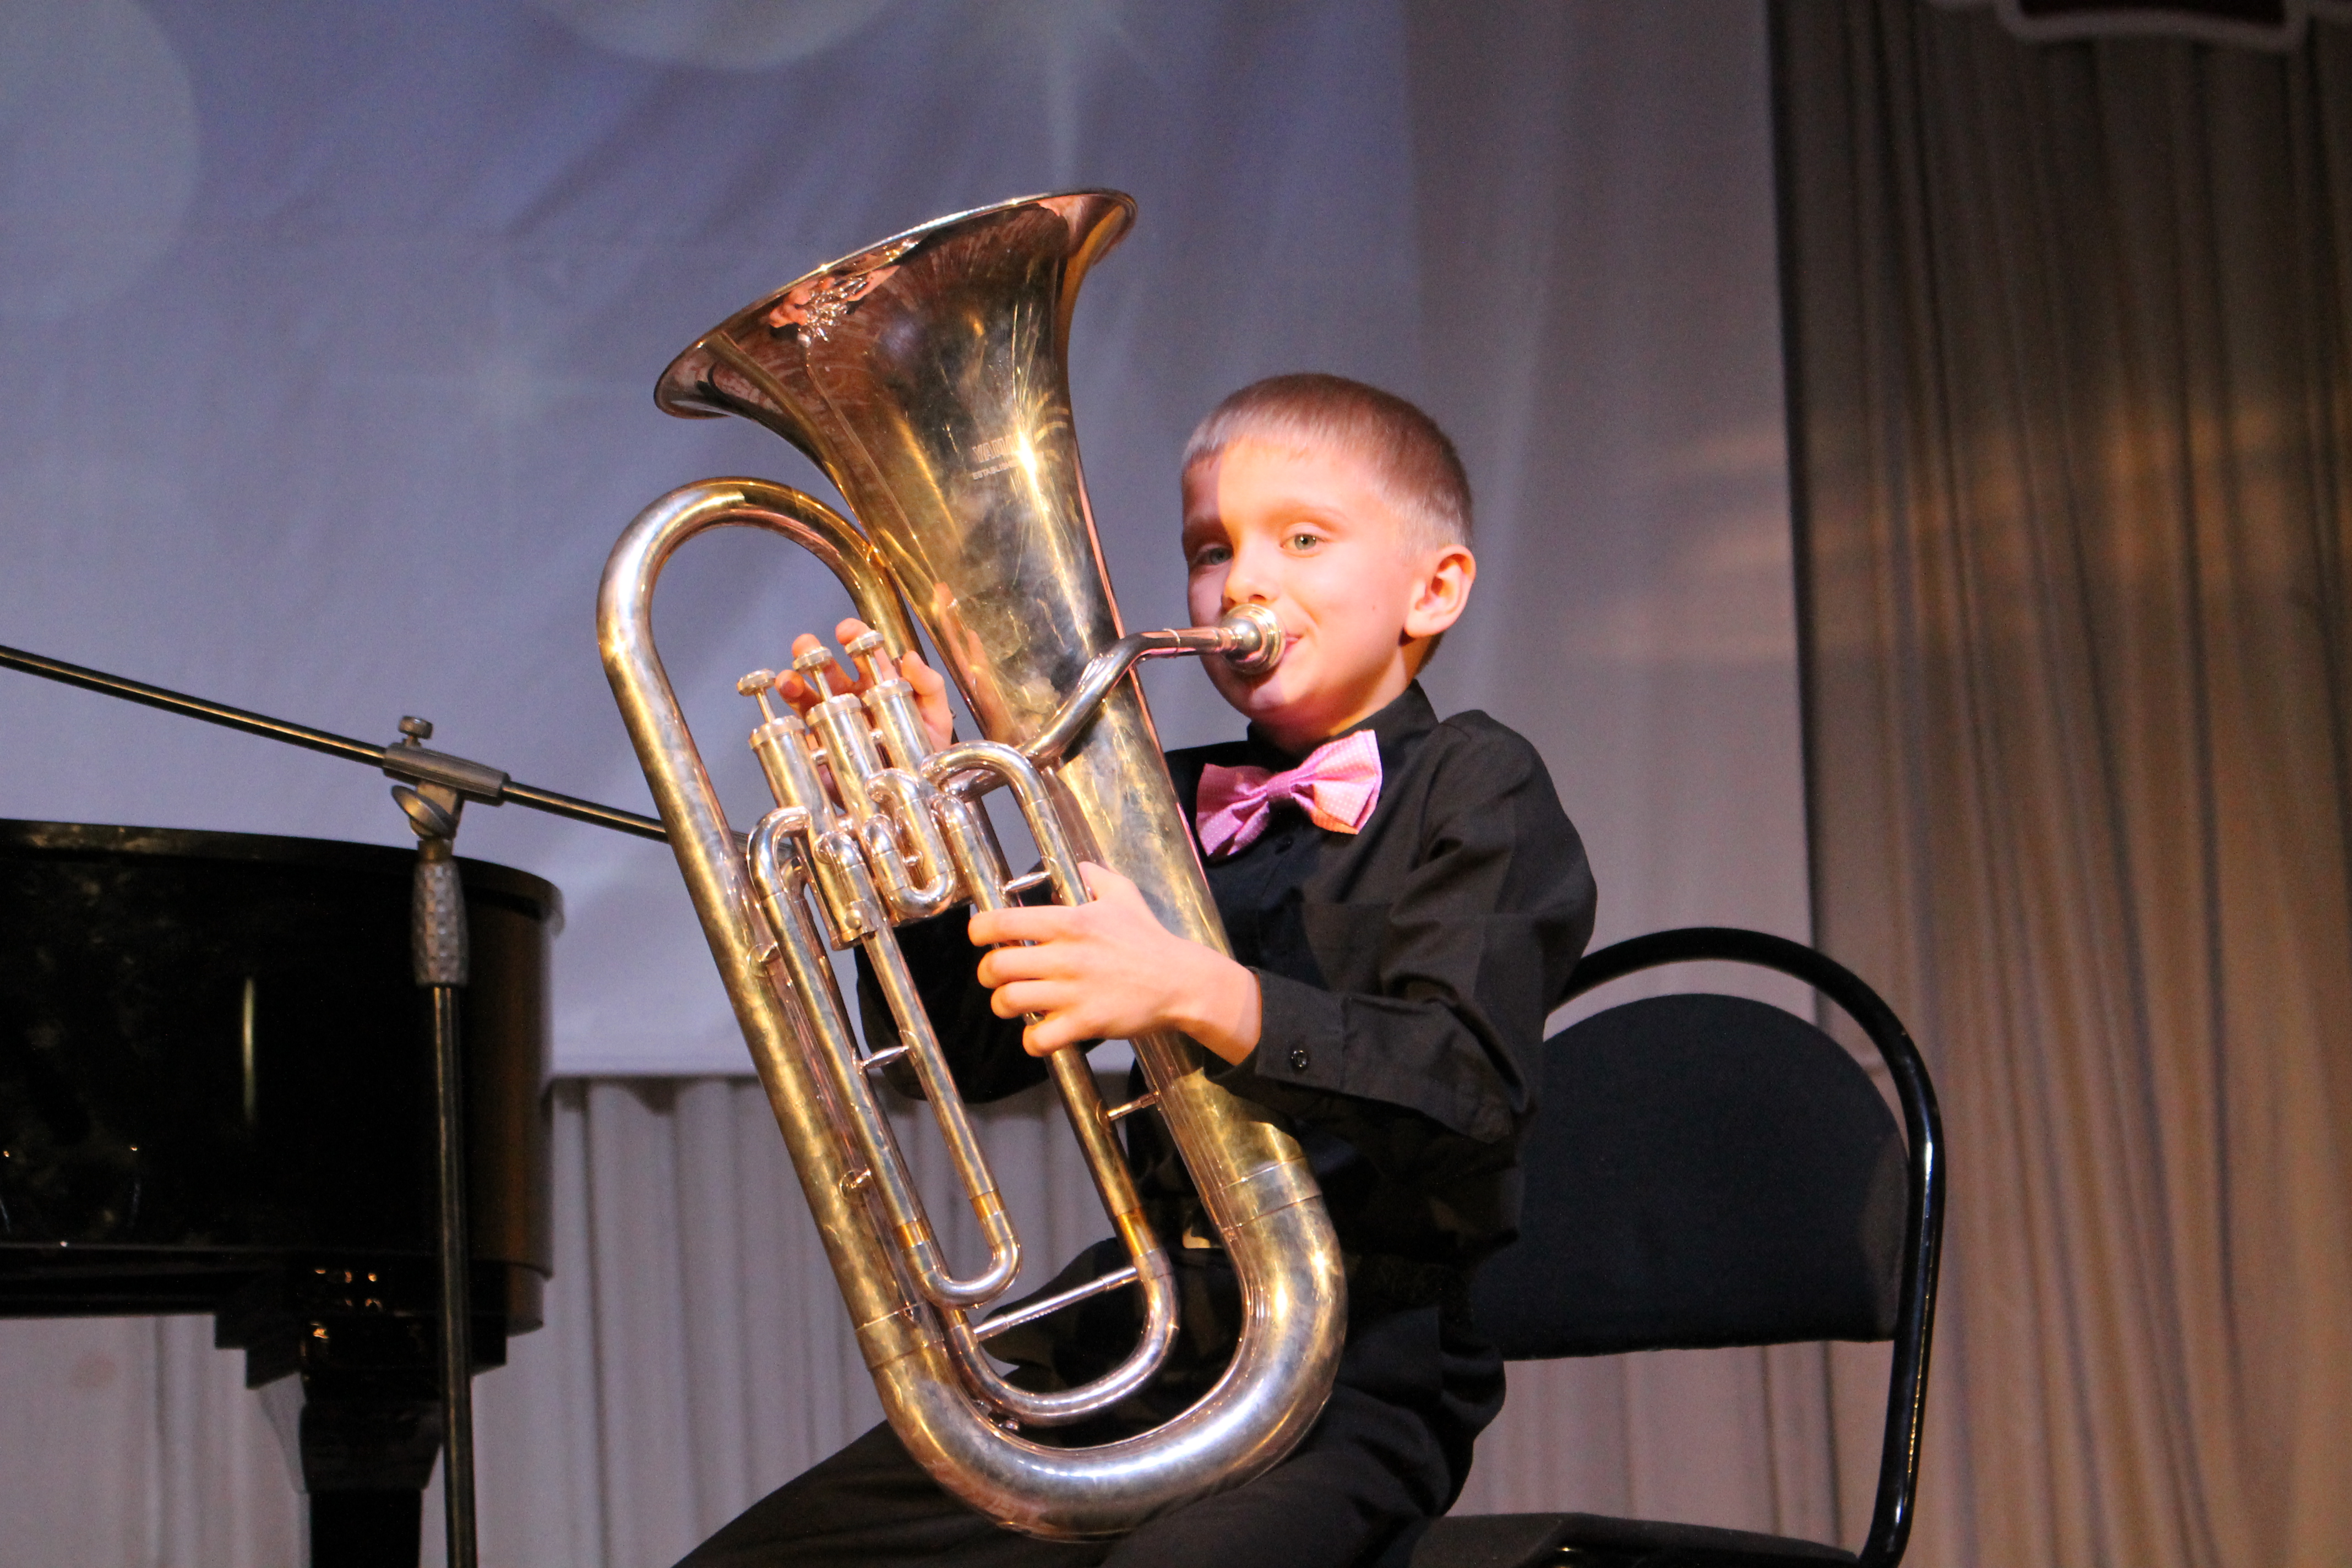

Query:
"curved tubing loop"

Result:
[[601, 477, 1343, 1536], [923, 739, 1091, 898], [745, 809, 1021, 1311], [623, 477, 918, 660], [871, 1183, 1343, 1537], [817, 826, 1023, 1308], [863, 771, 959, 920], [947, 1244, 1180, 1427], [917, 739, 1186, 1424]]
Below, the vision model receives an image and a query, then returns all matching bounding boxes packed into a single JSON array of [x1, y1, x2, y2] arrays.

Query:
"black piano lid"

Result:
[[0, 818, 558, 1324], [0, 818, 562, 928]]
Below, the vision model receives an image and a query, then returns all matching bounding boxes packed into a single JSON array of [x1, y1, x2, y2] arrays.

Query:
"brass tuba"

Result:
[[596, 192, 1346, 1539]]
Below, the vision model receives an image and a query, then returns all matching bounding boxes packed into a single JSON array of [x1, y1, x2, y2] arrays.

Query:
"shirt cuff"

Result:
[[1250, 970, 1348, 1092]]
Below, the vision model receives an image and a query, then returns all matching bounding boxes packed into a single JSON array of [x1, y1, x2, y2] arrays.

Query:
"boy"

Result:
[[682, 374, 1596, 1568]]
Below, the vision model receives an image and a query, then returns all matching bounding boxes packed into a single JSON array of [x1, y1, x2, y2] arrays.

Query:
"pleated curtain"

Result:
[[1774, 5, 2352, 1564]]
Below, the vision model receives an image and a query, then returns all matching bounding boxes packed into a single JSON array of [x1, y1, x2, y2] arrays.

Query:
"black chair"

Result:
[[1411, 928, 1945, 1568]]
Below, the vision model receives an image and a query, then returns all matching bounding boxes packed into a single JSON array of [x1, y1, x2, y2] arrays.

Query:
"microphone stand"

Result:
[[1, 642, 666, 1568], [391, 720, 481, 1568]]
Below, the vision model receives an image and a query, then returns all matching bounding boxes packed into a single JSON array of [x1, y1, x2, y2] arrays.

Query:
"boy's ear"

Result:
[[1403, 545, 1477, 642]]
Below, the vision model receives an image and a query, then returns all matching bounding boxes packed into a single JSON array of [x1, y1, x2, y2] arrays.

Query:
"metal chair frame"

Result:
[[1423, 927, 1946, 1568]]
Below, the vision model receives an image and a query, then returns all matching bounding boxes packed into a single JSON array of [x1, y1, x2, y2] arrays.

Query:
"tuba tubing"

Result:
[[600, 472, 1346, 1538]]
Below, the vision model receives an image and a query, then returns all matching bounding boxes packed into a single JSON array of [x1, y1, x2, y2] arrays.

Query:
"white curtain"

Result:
[[0, 2, 1830, 1562], [3, 1079, 1852, 1568]]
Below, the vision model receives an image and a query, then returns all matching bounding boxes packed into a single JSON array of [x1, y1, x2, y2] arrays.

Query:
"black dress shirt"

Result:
[[867, 682, 1597, 1287]]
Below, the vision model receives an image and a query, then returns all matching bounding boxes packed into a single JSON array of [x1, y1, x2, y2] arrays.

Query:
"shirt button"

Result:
[[1287, 1046, 1310, 1072]]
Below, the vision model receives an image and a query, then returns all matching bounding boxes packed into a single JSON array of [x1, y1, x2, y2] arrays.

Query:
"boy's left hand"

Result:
[[969, 863, 1262, 1064]]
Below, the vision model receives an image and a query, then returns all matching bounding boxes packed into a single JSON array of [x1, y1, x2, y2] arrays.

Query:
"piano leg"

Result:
[[310, 1489, 424, 1568], [282, 1363, 440, 1568], [224, 1262, 508, 1568]]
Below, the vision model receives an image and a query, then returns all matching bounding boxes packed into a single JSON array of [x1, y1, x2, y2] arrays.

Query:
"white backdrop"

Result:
[[0, 2, 1827, 1563], [0, 0, 1805, 1071]]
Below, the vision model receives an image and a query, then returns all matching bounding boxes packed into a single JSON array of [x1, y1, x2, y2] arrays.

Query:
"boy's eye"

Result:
[[1189, 543, 1232, 569], [1286, 531, 1324, 552]]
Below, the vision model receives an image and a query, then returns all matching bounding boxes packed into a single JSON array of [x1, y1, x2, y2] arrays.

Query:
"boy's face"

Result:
[[1182, 438, 1473, 752]]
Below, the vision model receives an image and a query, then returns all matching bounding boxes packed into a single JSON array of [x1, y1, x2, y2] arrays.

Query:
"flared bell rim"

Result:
[[654, 189, 1136, 422]]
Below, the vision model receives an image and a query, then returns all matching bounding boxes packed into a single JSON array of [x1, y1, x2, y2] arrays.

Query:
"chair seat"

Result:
[[1411, 1512, 1859, 1568]]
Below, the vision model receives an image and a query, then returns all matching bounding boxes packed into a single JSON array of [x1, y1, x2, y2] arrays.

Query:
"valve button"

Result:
[[793, 646, 841, 698]]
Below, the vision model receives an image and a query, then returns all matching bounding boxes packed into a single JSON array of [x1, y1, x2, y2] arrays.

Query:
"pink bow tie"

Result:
[[1195, 729, 1383, 860]]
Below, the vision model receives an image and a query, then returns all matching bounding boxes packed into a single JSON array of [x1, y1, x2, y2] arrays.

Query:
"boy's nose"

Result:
[[1219, 543, 1278, 608]]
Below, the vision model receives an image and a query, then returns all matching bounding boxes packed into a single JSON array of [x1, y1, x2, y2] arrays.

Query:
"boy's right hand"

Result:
[[776, 617, 956, 754], [970, 862, 1264, 1063]]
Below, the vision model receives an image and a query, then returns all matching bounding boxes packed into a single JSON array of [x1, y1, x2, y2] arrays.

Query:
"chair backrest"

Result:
[[1472, 992, 1907, 1359]]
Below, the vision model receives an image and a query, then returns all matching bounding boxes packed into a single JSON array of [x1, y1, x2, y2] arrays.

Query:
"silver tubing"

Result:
[[748, 809, 1022, 1311], [929, 752, 1183, 1427], [864, 771, 959, 919], [1021, 606, 1285, 770]]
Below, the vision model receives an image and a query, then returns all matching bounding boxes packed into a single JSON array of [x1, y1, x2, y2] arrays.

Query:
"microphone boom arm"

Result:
[[0, 641, 667, 842]]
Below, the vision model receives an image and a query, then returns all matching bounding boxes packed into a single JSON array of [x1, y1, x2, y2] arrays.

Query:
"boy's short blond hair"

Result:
[[1180, 373, 1473, 554]]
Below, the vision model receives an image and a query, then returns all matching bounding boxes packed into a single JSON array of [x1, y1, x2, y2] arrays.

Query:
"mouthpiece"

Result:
[[1217, 605, 1284, 676]]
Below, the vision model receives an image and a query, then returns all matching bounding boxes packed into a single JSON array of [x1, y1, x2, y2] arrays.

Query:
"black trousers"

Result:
[[675, 1303, 1501, 1568]]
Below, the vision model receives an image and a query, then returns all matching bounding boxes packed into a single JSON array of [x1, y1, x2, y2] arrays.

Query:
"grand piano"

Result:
[[0, 819, 558, 1567]]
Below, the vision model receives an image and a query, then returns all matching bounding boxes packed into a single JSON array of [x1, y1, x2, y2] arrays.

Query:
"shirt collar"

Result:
[[1242, 682, 1438, 770]]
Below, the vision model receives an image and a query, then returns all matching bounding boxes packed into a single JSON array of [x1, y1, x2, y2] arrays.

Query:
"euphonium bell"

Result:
[[596, 192, 1346, 1539]]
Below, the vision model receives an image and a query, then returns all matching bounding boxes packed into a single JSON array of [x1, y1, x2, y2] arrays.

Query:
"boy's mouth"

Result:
[[1237, 630, 1292, 682]]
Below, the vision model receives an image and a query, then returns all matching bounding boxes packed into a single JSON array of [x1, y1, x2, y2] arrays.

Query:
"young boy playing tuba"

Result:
[[682, 373, 1597, 1568]]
